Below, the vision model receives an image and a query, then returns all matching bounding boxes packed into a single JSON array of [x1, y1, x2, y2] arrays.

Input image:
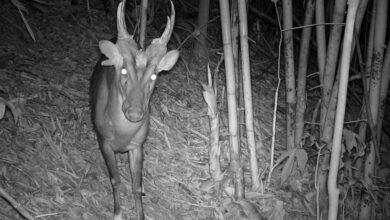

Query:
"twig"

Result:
[[0, 187, 34, 220], [315, 143, 325, 220], [267, 1, 283, 184]]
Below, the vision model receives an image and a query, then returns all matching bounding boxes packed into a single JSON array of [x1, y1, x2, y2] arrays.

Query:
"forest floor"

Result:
[[0, 1, 332, 220]]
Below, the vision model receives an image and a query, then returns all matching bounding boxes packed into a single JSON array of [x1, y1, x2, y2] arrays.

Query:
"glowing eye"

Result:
[[121, 68, 127, 75], [150, 74, 157, 80]]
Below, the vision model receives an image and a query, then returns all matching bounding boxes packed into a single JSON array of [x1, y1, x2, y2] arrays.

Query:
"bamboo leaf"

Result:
[[201, 82, 216, 116], [18, 8, 36, 42], [9, 0, 27, 12], [0, 98, 19, 123], [236, 199, 264, 220], [281, 152, 295, 183], [343, 129, 358, 153], [0, 101, 5, 120], [295, 149, 308, 173], [207, 64, 212, 87], [30, 0, 52, 5], [274, 149, 295, 167]]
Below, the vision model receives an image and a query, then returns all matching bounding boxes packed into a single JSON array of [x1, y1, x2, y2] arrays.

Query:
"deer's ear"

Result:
[[99, 40, 123, 67], [156, 50, 180, 73]]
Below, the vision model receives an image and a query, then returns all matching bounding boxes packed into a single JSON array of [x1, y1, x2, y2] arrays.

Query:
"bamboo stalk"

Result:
[[219, 0, 244, 199], [282, 0, 296, 149], [238, 0, 260, 191], [327, 1, 359, 219], [295, 0, 315, 148]]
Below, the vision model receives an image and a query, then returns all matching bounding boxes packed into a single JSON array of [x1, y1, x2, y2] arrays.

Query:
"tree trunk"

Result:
[[282, 0, 296, 149], [370, 0, 388, 143], [320, 0, 347, 133], [317, 1, 347, 217], [377, 39, 390, 143], [295, 0, 314, 148], [194, 0, 210, 58], [315, 0, 326, 85]]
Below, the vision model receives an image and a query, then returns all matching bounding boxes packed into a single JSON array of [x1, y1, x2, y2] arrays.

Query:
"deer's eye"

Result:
[[150, 74, 157, 81], [121, 68, 127, 75]]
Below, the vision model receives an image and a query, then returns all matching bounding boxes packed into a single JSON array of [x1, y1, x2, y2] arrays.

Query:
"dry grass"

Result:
[[0, 2, 289, 220]]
